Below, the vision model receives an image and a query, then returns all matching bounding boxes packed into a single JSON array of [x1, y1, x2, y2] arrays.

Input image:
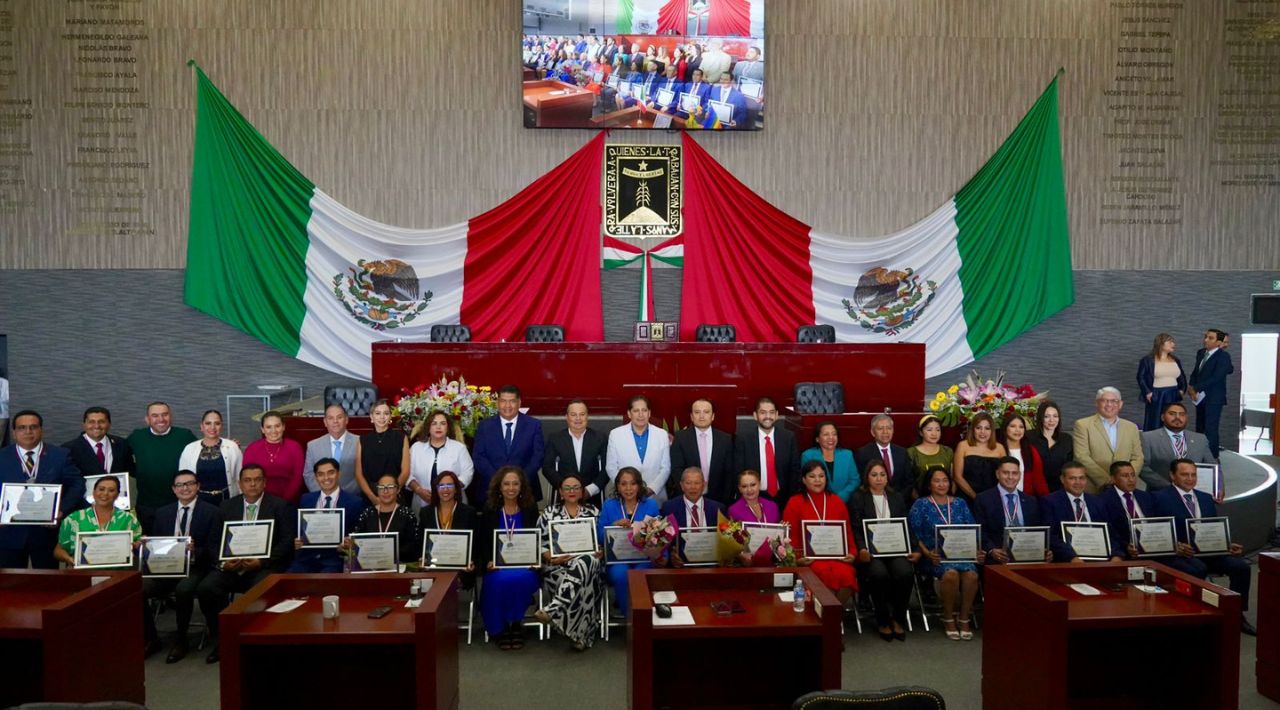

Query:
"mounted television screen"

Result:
[[522, 0, 765, 131]]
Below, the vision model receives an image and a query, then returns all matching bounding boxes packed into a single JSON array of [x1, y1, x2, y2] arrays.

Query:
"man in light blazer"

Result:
[[606, 395, 672, 504], [1139, 402, 1215, 491], [669, 398, 734, 503], [1187, 328, 1233, 458], [302, 404, 359, 495], [543, 400, 608, 506], [1071, 387, 1143, 494]]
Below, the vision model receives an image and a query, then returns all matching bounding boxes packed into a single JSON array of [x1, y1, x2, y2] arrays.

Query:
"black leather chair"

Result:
[[430, 324, 471, 342], [323, 385, 378, 416], [525, 324, 565, 343], [797, 324, 836, 343], [792, 686, 945, 710], [694, 324, 736, 343], [794, 382, 845, 415]]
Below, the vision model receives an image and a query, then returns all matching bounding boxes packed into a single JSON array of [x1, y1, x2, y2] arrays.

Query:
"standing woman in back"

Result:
[[1027, 401, 1072, 491], [1136, 333, 1186, 432], [355, 399, 410, 505], [952, 413, 1005, 501]]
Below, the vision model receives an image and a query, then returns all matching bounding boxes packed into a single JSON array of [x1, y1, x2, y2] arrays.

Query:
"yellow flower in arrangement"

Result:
[[948, 385, 959, 394], [934, 392, 946, 401], [930, 400, 940, 411], [928, 371, 1045, 428]]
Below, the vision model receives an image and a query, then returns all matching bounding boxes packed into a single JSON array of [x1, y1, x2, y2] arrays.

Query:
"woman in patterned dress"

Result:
[[54, 475, 141, 568], [536, 474, 604, 651], [908, 466, 984, 641]]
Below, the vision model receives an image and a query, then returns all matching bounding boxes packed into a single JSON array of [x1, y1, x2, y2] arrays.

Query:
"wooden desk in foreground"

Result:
[[983, 561, 1240, 710], [1259, 552, 1279, 702], [0, 570, 144, 707], [219, 572, 459, 710], [629, 567, 841, 710]]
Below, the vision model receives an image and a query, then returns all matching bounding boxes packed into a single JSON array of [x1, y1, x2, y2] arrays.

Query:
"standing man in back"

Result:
[[733, 397, 800, 511], [302, 404, 360, 495], [669, 398, 734, 503], [127, 401, 197, 532], [63, 406, 135, 480], [1187, 329, 1233, 459], [471, 385, 545, 505]]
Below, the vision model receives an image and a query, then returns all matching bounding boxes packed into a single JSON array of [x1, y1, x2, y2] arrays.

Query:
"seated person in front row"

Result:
[[290, 457, 365, 573], [477, 465, 540, 650], [849, 461, 917, 641], [661, 466, 724, 534], [418, 470, 478, 587], [786, 460, 859, 610], [598, 467, 660, 616], [535, 474, 604, 651], [55, 474, 141, 568], [144, 470, 224, 663], [1153, 458, 1254, 635], [197, 464, 295, 664], [908, 466, 981, 641], [346, 474, 419, 566], [1099, 460, 1155, 559], [974, 457, 1051, 564], [1042, 461, 1119, 563]]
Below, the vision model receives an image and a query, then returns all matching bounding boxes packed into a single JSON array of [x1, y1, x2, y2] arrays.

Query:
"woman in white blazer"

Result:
[[177, 409, 243, 504], [407, 411, 475, 511], [605, 395, 672, 503]]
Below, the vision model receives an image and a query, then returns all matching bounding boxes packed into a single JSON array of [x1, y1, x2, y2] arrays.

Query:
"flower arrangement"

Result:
[[771, 525, 797, 566], [392, 376, 496, 439], [929, 370, 1045, 428], [629, 514, 678, 561], [717, 517, 751, 566]]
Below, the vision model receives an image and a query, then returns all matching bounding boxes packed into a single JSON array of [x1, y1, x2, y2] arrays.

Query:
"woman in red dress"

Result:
[[783, 460, 859, 609]]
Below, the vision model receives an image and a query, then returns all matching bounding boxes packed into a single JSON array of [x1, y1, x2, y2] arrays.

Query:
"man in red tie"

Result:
[[853, 415, 914, 497], [62, 406, 136, 481], [733, 397, 800, 511], [660, 467, 726, 537]]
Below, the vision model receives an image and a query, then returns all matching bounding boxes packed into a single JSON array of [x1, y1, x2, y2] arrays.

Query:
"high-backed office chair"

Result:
[[323, 385, 378, 416], [797, 324, 836, 343], [694, 324, 736, 343], [430, 324, 472, 342], [793, 382, 845, 415], [525, 324, 565, 343]]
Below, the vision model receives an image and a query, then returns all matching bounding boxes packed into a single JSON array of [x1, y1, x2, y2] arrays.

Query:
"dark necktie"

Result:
[[880, 447, 893, 476], [1005, 493, 1019, 525], [95, 442, 106, 469], [504, 422, 514, 451], [690, 503, 700, 528], [431, 444, 444, 485], [1124, 491, 1136, 519], [1173, 433, 1186, 458], [324, 495, 333, 509], [1074, 497, 1084, 522], [1184, 494, 1195, 516], [178, 506, 189, 536], [23, 451, 35, 479]]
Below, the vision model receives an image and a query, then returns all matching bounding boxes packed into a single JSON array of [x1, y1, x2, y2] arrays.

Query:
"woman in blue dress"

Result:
[[477, 465, 541, 650], [908, 465, 984, 641], [597, 467, 660, 617]]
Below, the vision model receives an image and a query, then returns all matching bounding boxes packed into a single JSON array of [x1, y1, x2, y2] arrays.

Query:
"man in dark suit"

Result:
[[472, 385, 545, 505], [1186, 329, 1233, 458], [62, 406, 135, 479], [1098, 461, 1156, 559], [143, 469, 225, 662], [676, 68, 711, 119], [0, 410, 85, 569], [733, 397, 800, 511], [669, 398, 734, 503], [974, 457, 1050, 563], [543, 399, 608, 507], [645, 64, 683, 115], [1139, 402, 1216, 491], [661, 467, 725, 564], [1153, 458, 1254, 634], [290, 458, 364, 573], [197, 464, 295, 663], [703, 71, 750, 129], [853, 415, 914, 497], [1042, 461, 1115, 563]]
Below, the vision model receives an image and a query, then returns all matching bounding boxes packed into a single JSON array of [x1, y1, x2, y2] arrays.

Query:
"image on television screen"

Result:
[[522, 0, 765, 131]]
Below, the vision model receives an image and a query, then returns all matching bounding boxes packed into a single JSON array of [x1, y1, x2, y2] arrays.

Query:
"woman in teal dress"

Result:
[[54, 475, 141, 568], [799, 421, 859, 502], [908, 466, 984, 641]]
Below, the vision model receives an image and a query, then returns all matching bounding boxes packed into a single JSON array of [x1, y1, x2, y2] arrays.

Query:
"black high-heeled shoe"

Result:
[[893, 631, 906, 642], [878, 629, 894, 642]]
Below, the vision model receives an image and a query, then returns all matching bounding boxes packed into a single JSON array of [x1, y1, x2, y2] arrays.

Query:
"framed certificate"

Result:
[[349, 532, 398, 573], [709, 100, 733, 124], [801, 520, 848, 560], [604, 526, 648, 564], [1129, 517, 1177, 558], [607, 74, 619, 88], [630, 83, 645, 99], [422, 529, 472, 569], [140, 536, 191, 577], [678, 526, 718, 566], [739, 80, 763, 100], [493, 528, 541, 568], [742, 522, 787, 556], [297, 508, 344, 548], [1003, 526, 1049, 564], [656, 88, 675, 107], [592, 70, 603, 84], [678, 92, 700, 113], [549, 517, 598, 556], [0, 483, 62, 525], [1186, 517, 1231, 556], [83, 474, 132, 511], [1061, 522, 1111, 561], [74, 530, 134, 569], [652, 112, 673, 129], [1193, 463, 1222, 499], [862, 518, 910, 558], [220, 519, 274, 561], [936, 524, 980, 563]]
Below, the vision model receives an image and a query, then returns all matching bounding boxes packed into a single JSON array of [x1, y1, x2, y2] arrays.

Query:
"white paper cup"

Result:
[[322, 595, 340, 619]]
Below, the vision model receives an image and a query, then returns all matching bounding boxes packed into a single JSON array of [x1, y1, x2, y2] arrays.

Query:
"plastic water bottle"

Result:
[[793, 579, 806, 612]]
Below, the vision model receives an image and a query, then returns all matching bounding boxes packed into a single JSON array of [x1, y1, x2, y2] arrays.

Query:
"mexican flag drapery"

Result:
[[677, 77, 1072, 377], [184, 65, 604, 380]]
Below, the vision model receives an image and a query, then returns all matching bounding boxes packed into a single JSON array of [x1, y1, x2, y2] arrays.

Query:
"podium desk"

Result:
[[1259, 552, 1280, 702], [629, 567, 841, 710], [0, 570, 144, 707], [219, 572, 459, 710], [522, 80, 594, 127], [983, 562, 1240, 710]]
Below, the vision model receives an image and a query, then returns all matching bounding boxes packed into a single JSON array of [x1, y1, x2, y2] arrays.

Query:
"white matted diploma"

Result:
[[801, 520, 848, 559], [1129, 517, 1176, 557], [607, 74, 619, 88], [630, 83, 645, 99], [742, 522, 787, 556], [936, 524, 980, 563], [656, 88, 675, 108], [297, 508, 344, 548], [1061, 522, 1110, 561], [220, 519, 274, 561], [421, 529, 472, 569], [678, 526, 718, 566], [862, 518, 910, 557], [493, 528, 541, 568], [604, 526, 648, 564], [1003, 526, 1049, 564], [0, 483, 62, 525], [549, 517, 598, 556], [652, 112, 673, 129], [679, 91, 701, 113], [709, 99, 733, 124], [75, 530, 133, 568], [350, 532, 398, 573], [1194, 463, 1222, 499], [1186, 517, 1230, 556], [140, 536, 190, 577], [83, 474, 132, 511], [739, 79, 763, 100]]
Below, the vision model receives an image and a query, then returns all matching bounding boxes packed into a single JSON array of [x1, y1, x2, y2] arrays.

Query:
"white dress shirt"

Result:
[[83, 434, 113, 471]]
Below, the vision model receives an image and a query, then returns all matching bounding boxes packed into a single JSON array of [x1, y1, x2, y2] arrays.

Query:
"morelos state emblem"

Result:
[[332, 259, 432, 331], [841, 266, 937, 335]]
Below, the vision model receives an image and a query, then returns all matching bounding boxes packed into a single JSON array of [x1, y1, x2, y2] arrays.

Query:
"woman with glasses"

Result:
[[407, 411, 474, 512], [535, 474, 604, 651], [54, 475, 141, 568], [597, 467, 659, 616], [417, 471, 478, 585], [347, 474, 418, 567], [178, 409, 242, 505]]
